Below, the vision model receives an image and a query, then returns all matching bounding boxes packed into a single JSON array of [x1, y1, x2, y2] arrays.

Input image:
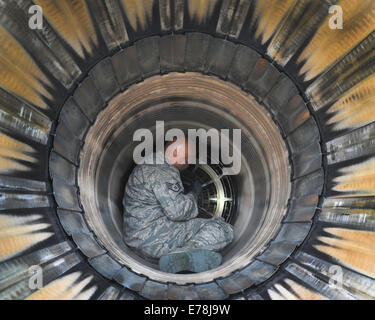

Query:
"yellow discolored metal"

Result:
[[268, 279, 326, 300], [25, 272, 97, 300], [0, 132, 37, 172], [121, 0, 154, 31], [327, 72, 375, 131], [267, 0, 322, 66], [268, 284, 298, 300], [73, 287, 98, 300], [0, 26, 51, 109], [315, 228, 375, 279], [298, 0, 375, 81], [33, 0, 97, 58], [252, 0, 297, 45], [0, 215, 52, 262], [188, 0, 218, 24], [284, 279, 327, 300], [0, 223, 50, 237], [332, 158, 375, 196]]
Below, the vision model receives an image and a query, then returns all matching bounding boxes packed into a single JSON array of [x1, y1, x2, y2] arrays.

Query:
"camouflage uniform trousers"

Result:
[[136, 216, 234, 260]]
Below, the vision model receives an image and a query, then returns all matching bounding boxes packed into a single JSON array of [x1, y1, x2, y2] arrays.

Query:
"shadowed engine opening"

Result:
[[78, 73, 291, 284]]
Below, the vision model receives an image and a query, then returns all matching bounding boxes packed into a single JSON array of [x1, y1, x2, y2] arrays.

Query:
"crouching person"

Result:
[[123, 137, 234, 273]]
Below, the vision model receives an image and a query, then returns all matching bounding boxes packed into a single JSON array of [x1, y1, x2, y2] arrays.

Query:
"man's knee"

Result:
[[212, 217, 233, 237], [201, 217, 234, 247], [219, 222, 234, 244]]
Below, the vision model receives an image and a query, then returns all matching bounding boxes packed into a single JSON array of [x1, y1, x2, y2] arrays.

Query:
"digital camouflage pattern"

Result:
[[123, 152, 234, 259]]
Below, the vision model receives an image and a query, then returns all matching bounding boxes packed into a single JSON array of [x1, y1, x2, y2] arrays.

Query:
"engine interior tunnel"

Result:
[[0, 0, 375, 300]]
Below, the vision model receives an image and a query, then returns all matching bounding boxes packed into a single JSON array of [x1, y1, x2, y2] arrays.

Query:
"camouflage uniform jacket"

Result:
[[123, 152, 199, 258]]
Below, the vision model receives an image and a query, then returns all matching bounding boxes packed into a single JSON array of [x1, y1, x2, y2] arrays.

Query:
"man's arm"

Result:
[[151, 178, 199, 222]]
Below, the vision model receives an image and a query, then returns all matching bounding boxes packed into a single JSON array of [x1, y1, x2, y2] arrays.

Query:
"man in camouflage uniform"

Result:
[[123, 138, 234, 273]]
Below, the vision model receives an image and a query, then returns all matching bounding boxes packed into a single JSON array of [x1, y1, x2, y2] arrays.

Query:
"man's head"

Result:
[[164, 137, 195, 171]]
